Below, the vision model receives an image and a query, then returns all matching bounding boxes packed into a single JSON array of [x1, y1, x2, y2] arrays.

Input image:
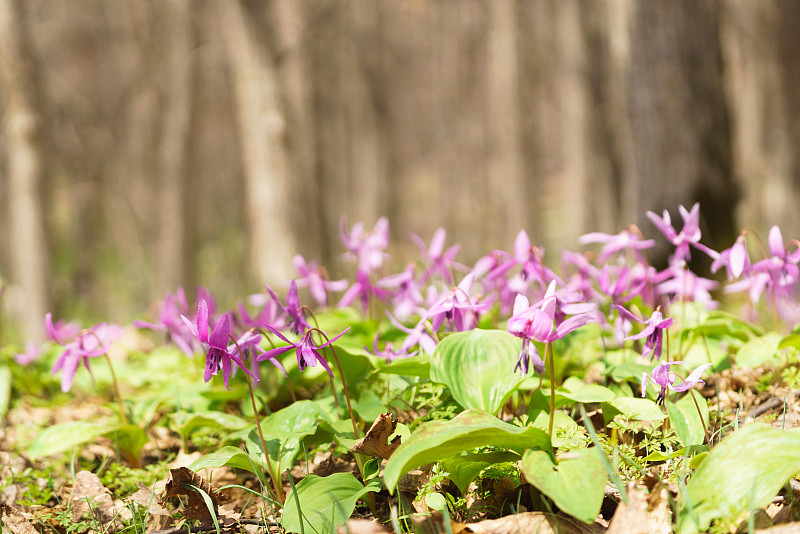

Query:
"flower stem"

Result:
[[547, 342, 556, 437], [103, 353, 128, 427], [688, 389, 711, 446], [245, 371, 285, 505]]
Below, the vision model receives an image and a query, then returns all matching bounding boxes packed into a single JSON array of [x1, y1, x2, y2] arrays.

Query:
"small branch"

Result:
[[148, 518, 279, 534]]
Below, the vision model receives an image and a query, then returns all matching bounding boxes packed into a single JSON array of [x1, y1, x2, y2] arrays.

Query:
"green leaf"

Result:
[[779, 334, 800, 351], [425, 492, 447, 511], [383, 408, 550, 493], [106, 424, 148, 462], [281, 473, 381, 534], [736, 332, 783, 368], [430, 329, 526, 414], [520, 447, 607, 524], [528, 410, 583, 449], [666, 394, 708, 448], [352, 390, 386, 422], [0, 365, 10, 417], [173, 411, 251, 437], [189, 446, 268, 485], [29, 421, 116, 459], [246, 400, 320, 473], [603, 397, 667, 425], [441, 451, 520, 495], [681, 424, 800, 533], [379, 354, 431, 378]]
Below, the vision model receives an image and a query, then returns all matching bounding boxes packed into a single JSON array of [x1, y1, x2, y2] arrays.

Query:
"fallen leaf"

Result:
[[464, 512, 600, 534], [351, 413, 401, 460], [337, 518, 390, 533], [410, 511, 466, 534], [163, 467, 219, 525], [129, 482, 171, 516], [607, 483, 670, 534], [1, 504, 37, 534], [71, 471, 116, 527]]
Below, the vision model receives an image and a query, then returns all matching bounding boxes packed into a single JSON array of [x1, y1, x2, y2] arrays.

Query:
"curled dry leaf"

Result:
[[129, 482, 171, 516], [163, 466, 219, 525], [351, 412, 402, 460], [607, 483, 671, 534], [464, 512, 601, 534]]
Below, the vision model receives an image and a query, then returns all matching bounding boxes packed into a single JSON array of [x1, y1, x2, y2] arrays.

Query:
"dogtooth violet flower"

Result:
[[340, 216, 390, 272], [711, 232, 750, 280], [615, 305, 673, 361], [266, 280, 310, 335], [642, 361, 712, 406], [258, 326, 350, 378], [578, 227, 655, 263], [410, 227, 463, 284], [48, 317, 122, 393], [425, 273, 489, 332], [293, 255, 348, 306], [181, 299, 257, 390], [646, 203, 717, 262], [507, 281, 596, 374]]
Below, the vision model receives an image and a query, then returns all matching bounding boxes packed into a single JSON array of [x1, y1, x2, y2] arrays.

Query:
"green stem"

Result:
[[547, 342, 555, 437], [688, 389, 711, 447], [103, 353, 128, 427], [245, 372, 285, 505]]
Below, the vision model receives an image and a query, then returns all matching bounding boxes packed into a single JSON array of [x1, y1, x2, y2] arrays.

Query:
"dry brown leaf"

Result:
[[756, 522, 800, 533], [71, 470, 117, 527], [409, 511, 466, 534], [607, 483, 671, 534], [336, 518, 391, 533], [129, 482, 171, 516], [163, 467, 219, 525], [351, 413, 401, 460], [464, 512, 600, 534], [1, 504, 37, 534]]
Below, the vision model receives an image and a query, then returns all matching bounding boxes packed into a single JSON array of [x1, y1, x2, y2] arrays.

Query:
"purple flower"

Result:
[[338, 269, 392, 312], [258, 327, 350, 377], [182, 299, 255, 390], [578, 228, 655, 262], [228, 329, 286, 378], [642, 361, 712, 405], [711, 233, 750, 280], [410, 228, 462, 284], [488, 230, 559, 289], [377, 262, 424, 320], [15, 341, 41, 365], [267, 280, 310, 335], [386, 311, 438, 355], [340, 217, 390, 272], [615, 305, 673, 361], [51, 321, 122, 392], [237, 293, 285, 331], [646, 203, 718, 262], [656, 262, 719, 309], [367, 335, 417, 362], [133, 289, 201, 357], [293, 255, 348, 306], [507, 281, 596, 374], [425, 273, 489, 332], [45, 313, 81, 345]]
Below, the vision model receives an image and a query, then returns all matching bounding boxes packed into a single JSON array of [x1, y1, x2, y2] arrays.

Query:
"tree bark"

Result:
[[219, 0, 295, 284], [0, 0, 48, 341]]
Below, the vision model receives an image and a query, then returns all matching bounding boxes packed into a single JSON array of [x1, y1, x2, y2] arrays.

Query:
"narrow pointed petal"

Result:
[[209, 313, 231, 349], [196, 299, 210, 343]]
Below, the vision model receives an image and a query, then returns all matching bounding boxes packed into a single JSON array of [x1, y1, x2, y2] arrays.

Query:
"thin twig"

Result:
[[147, 518, 279, 534]]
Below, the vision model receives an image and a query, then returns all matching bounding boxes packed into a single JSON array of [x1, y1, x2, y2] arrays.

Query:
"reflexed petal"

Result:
[[769, 226, 784, 257], [221, 356, 232, 390], [514, 230, 532, 260], [209, 313, 231, 349], [196, 299, 210, 343], [256, 345, 293, 362], [429, 228, 446, 258]]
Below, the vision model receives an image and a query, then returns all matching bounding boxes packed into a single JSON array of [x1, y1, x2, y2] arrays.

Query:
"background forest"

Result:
[[1, 0, 799, 343]]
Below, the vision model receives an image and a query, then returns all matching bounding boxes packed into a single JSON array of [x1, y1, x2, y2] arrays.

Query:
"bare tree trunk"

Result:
[[486, 0, 526, 238], [627, 0, 737, 255], [156, 0, 194, 293], [219, 0, 295, 284], [0, 0, 48, 341]]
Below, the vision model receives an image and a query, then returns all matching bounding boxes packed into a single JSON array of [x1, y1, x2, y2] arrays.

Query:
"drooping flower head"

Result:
[[181, 299, 256, 390], [258, 326, 350, 377], [578, 227, 655, 263], [266, 280, 310, 335], [340, 217, 390, 273], [410, 228, 463, 284], [49, 318, 122, 392], [615, 305, 673, 361], [642, 361, 712, 406], [425, 273, 489, 332], [646, 203, 717, 263], [293, 255, 348, 306]]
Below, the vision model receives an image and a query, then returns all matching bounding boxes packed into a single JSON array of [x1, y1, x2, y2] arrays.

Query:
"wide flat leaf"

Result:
[[173, 411, 251, 437], [189, 446, 267, 485], [106, 424, 148, 462], [430, 329, 525, 414], [736, 332, 782, 368], [246, 400, 320, 473], [28, 421, 145, 460], [0, 365, 10, 417], [378, 354, 431, 378], [520, 447, 607, 524], [681, 424, 800, 533], [441, 451, 520, 495], [603, 397, 667, 425], [281, 473, 381, 534], [383, 408, 550, 493], [666, 394, 708, 448]]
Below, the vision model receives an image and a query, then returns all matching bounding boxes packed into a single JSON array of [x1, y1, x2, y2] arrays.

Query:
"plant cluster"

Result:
[[6, 204, 800, 533]]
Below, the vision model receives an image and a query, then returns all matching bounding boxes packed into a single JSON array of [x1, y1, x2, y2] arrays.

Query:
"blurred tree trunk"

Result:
[[0, 0, 48, 341], [219, 0, 294, 284], [627, 0, 737, 253], [156, 0, 195, 294]]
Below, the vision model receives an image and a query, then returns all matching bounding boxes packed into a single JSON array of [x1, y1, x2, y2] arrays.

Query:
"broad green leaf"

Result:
[[425, 492, 447, 511], [520, 447, 607, 524], [430, 329, 525, 414], [0, 365, 10, 417], [246, 400, 320, 472], [107, 424, 148, 462], [378, 354, 431, 378], [320, 344, 379, 387], [642, 444, 707, 462], [736, 332, 783, 368], [173, 411, 251, 437], [384, 408, 550, 493], [603, 397, 667, 425], [779, 333, 800, 351], [441, 451, 520, 495], [318, 419, 358, 450], [189, 446, 268, 485], [681, 424, 800, 533], [281, 473, 381, 534], [666, 394, 709, 448], [686, 311, 761, 342], [29, 421, 115, 459], [352, 390, 386, 422], [528, 410, 583, 449]]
